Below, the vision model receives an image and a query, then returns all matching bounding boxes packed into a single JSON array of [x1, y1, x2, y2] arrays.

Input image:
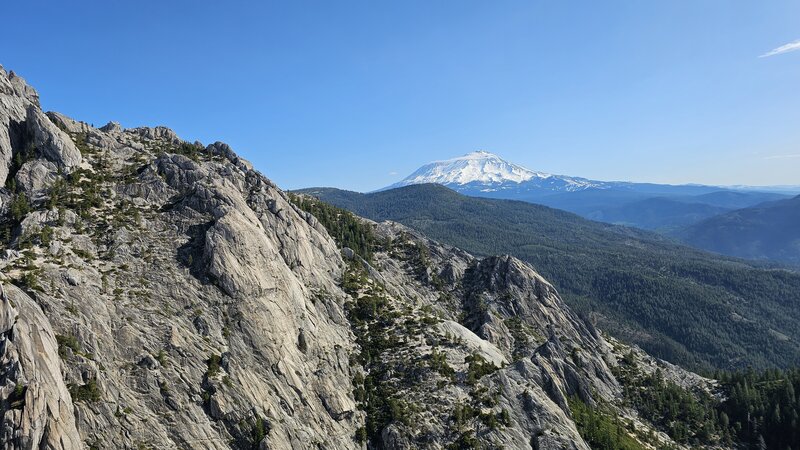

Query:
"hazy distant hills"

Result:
[[676, 195, 800, 265], [296, 184, 800, 371], [384, 151, 796, 233], [566, 192, 791, 232], [582, 196, 731, 231]]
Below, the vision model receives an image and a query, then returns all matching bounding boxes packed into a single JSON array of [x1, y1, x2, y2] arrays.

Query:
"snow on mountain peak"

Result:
[[399, 151, 548, 186]]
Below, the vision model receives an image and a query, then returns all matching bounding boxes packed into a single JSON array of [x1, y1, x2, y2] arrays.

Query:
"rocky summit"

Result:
[[1, 65, 718, 450]]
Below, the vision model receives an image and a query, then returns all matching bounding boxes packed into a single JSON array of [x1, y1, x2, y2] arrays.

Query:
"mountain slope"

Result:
[[1, 66, 362, 448], [1, 64, 727, 450], [291, 197, 732, 450], [297, 184, 800, 371], [676, 195, 800, 265]]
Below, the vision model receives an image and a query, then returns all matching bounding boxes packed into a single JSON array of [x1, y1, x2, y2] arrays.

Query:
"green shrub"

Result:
[[206, 354, 222, 377], [569, 396, 647, 450], [9, 383, 27, 409], [355, 426, 367, 444], [18, 268, 43, 292], [446, 430, 480, 450], [56, 334, 81, 358], [288, 194, 375, 262], [9, 193, 30, 222], [252, 417, 267, 445], [40, 225, 54, 246], [465, 353, 498, 385], [69, 379, 101, 403], [156, 350, 168, 366], [72, 248, 93, 260], [429, 346, 455, 379]]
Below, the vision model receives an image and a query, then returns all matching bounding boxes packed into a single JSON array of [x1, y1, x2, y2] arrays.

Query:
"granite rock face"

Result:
[[1, 66, 359, 449], [0, 284, 83, 449], [339, 222, 605, 449], [0, 66, 81, 189], [24, 107, 82, 171], [0, 66, 716, 449]]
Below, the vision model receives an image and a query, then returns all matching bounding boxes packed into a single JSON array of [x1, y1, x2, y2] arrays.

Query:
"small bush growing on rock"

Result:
[[251, 417, 267, 446], [173, 142, 205, 161], [465, 353, 498, 385], [9, 383, 27, 409], [446, 430, 480, 450], [68, 379, 101, 403], [206, 354, 222, 377], [499, 408, 511, 426], [56, 334, 81, 358], [429, 346, 455, 379], [70, 132, 94, 156], [72, 248, 93, 260], [39, 225, 54, 246], [386, 397, 411, 425], [17, 267, 44, 293], [297, 330, 308, 353], [622, 350, 636, 366], [156, 350, 168, 366], [9, 193, 30, 222], [355, 426, 367, 444]]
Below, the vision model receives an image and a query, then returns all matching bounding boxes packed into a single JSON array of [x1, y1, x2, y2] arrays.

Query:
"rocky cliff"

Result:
[[0, 66, 716, 449]]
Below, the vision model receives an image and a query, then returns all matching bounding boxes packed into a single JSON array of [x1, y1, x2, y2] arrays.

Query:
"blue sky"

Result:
[[3, 1, 799, 191]]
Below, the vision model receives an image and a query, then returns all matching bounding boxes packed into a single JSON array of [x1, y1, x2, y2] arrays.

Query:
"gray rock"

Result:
[[46, 112, 90, 134], [129, 125, 179, 143], [0, 284, 83, 449], [437, 320, 507, 367], [25, 106, 82, 170], [0, 66, 39, 104], [99, 121, 123, 133], [0, 66, 36, 186], [14, 159, 58, 198], [62, 268, 82, 286]]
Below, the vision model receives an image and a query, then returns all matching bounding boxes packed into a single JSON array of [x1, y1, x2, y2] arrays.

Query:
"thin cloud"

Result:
[[388, 171, 398, 176], [764, 154, 800, 160], [760, 39, 800, 57]]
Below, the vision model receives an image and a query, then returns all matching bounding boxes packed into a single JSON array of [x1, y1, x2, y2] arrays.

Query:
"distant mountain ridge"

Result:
[[676, 194, 800, 265], [382, 151, 797, 234], [385, 150, 799, 197]]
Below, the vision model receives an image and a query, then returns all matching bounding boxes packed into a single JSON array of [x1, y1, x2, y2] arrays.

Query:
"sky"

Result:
[[2, 1, 799, 191]]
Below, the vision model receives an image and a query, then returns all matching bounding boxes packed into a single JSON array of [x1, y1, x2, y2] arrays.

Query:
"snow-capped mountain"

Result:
[[386, 150, 608, 194], [375, 150, 799, 233], [398, 150, 542, 185]]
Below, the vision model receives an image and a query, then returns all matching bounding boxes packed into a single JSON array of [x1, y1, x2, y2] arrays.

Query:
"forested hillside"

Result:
[[297, 184, 800, 372], [676, 195, 800, 266]]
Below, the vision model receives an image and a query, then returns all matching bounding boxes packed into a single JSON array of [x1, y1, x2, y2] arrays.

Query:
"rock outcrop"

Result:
[[0, 65, 718, 449], [1, 66, 359, 449], [0, 66, 81, 190], [0, 284, 83, 449]]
